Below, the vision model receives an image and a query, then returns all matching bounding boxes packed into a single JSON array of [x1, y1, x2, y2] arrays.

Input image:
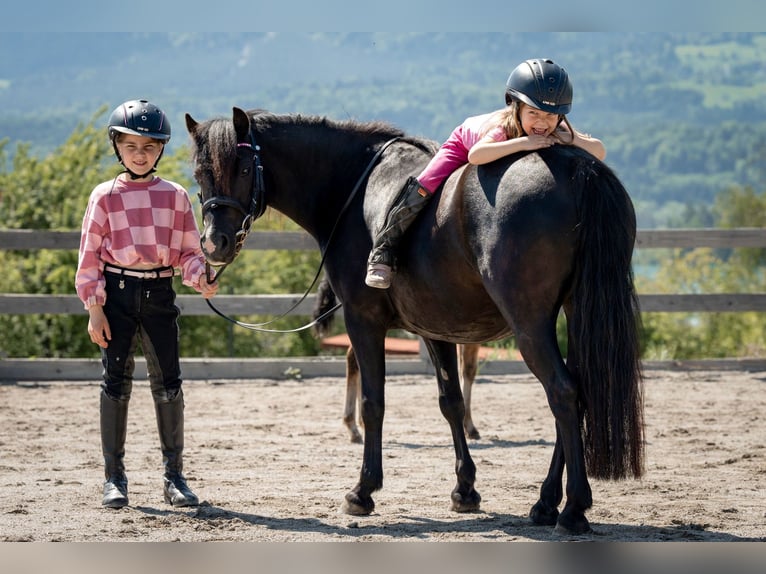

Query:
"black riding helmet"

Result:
[[504, 59, 573, 115], [107, 99, 171, 177]]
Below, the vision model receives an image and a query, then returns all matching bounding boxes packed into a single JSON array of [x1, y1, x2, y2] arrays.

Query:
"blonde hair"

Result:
[[485, 102, 575, 144]]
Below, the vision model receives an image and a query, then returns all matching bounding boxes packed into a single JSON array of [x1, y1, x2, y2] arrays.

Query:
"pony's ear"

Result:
[[232, 107, 251, 143], [185, 113, 198, 135]]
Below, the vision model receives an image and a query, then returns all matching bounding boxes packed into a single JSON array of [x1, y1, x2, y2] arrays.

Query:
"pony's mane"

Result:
[[247, 109, 436, 153], [188, 115, 238, 186], [189, 109, 437, 182], [247, 109, 405, 140]]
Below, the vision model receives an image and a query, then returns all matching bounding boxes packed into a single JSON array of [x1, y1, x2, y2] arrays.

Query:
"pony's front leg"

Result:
[[425, 339, 481, 512], [341, 333, 387, 515]]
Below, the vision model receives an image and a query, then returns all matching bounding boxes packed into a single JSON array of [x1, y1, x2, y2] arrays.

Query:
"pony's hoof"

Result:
[[529, 500, 559, 526], [451, 488, 481, 512], [342, 491, 374, 515], [465, 427, 481, 441], [554, 520, 592, 536], [554, 508, 591, 535]]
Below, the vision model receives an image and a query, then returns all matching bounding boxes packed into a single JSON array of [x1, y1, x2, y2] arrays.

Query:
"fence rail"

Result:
[[3, 228, 766, 315], [2, 228, 766, 380], [3, 227, 766, 251]]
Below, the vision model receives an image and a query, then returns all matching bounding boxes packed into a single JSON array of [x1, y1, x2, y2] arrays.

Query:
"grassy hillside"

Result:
[[1, 32, 764, 227]]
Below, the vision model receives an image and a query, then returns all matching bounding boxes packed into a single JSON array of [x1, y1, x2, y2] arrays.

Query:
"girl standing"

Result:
[[76, 100, 218, 508]]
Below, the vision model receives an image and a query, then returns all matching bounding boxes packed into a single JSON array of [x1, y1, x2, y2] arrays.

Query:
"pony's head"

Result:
[[186, 107, 265, 265]]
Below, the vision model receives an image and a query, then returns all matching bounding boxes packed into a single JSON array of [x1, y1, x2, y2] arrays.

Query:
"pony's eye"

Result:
[[241, 167, 251, 176]]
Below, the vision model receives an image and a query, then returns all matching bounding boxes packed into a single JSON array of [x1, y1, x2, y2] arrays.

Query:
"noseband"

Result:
[[199, 130, 266, 281]]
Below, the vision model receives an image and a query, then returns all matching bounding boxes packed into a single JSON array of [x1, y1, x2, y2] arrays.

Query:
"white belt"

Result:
[[104, 264, 175, 280]]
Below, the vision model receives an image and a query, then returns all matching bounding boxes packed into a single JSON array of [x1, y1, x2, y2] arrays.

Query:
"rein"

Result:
[[202, 135, 401, 333]]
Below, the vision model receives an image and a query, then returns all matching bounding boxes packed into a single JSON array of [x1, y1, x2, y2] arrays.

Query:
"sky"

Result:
[[2, 0, 764, 32]]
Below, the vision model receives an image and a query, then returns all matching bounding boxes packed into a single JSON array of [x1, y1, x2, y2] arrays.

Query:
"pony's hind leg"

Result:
[[515, 320, 592, 534], [424, 338, 481, 512], [458, 343, 481, 440], [343, 347, 363, 443], [529, 429, 565, 526]]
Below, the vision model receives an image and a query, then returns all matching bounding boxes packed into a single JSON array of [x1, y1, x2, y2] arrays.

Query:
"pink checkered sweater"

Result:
[[75, 176, 208, 309]]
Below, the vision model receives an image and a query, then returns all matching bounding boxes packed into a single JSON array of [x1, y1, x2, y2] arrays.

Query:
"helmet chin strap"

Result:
[[122, 165, 156, 180]]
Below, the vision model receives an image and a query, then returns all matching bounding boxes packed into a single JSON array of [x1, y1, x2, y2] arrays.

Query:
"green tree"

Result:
[[0, 110, 112, 358], [0, 114, 324, 359], [637, 185, 766, 359]]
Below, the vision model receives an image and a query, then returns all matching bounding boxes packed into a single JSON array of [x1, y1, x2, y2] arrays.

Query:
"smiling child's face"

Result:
[[116, 133, 163, 179], [519, 103, 560, 136]]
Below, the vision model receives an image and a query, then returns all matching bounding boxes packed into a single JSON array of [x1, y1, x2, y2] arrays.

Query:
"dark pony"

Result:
[[186, 107, 644, 534]]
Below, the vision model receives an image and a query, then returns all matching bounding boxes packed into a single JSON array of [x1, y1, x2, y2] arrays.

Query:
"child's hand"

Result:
[[198, 274, 219, 299], [88, 306, 111, 349], [524, 134, 556, 150]]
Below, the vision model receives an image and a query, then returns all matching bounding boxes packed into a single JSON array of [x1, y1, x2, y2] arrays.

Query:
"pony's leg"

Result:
[[341, 325, 387, 516], [528, 303, 593, 528], [515, 321, 592, 534], [343, 346, 363, 443], [458, 343, 481, 440], [529, 427, 565, 526], [424, 338, 481, 512]]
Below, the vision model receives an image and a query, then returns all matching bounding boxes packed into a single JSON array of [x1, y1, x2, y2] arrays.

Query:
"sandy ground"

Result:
[[0, 368, 764, 544]]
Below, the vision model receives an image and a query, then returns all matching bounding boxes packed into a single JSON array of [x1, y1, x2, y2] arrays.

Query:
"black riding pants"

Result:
[[100, 272, 182, 403]]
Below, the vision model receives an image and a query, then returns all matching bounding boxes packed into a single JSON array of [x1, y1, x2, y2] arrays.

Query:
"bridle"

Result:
[[198, 125, 401, 333], [199, 130, 266, 284]]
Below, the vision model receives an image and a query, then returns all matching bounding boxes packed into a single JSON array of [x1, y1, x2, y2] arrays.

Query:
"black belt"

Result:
[[104, 264, 175, 280]]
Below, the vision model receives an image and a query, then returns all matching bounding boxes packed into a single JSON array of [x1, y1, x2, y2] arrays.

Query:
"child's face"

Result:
[[116, 134, 164, 178], [519, 104, 560, 137]]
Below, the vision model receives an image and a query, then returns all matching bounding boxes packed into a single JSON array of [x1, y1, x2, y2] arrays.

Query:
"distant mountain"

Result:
[[2, 32, 764, 227]]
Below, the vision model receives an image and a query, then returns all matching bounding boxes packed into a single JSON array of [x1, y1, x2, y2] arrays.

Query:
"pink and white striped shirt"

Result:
[[75, 176, 208, 309]]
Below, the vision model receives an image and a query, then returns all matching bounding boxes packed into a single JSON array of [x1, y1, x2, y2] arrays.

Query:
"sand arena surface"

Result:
[[0, 369, 764, 542]]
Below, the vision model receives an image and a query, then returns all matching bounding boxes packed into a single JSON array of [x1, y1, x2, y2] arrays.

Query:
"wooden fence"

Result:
[[2, 228, 766, 380]]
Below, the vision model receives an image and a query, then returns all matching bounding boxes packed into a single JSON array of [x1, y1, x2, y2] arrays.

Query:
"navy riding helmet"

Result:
[[107, 99, 171, 175], [504, 59, 573, 115]]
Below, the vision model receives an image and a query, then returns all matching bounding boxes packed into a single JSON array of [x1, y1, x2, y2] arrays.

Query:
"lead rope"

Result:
[[206, 136, 401, 333]]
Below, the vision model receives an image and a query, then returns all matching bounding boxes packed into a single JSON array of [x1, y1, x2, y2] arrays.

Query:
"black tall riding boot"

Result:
[[100, 390, 129, 508], [365, 176, 432, 289], [155, 390, 199, 507]]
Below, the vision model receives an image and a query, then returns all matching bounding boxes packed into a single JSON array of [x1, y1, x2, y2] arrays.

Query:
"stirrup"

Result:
[[365, 263, 392, 289]]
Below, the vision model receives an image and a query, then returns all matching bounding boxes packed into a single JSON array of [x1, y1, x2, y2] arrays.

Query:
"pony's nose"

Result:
[[217, 233, 232, 256], [201, 228, 231, 260]]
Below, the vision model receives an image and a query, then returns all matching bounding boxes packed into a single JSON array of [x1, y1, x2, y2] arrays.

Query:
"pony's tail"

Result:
[[570, 158, 645, 480], [312, 274, 338, 339]]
